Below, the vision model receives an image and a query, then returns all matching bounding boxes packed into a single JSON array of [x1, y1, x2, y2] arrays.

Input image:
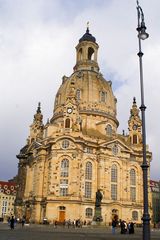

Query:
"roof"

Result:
[[79, 27, 96, 43], [0, 181, 17, 196]]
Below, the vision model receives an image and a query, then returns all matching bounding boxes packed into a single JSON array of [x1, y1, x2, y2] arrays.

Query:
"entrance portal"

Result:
[[59, 206, 66, 222]]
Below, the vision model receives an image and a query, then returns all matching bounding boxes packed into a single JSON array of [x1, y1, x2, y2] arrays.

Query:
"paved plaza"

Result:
[[0, 223, 159, 240]]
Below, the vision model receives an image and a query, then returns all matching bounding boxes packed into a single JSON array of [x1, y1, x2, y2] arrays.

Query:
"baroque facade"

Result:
[[15, 28, 152, 225]]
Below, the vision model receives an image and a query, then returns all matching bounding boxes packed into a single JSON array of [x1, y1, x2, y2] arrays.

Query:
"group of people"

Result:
[[120, 220, 135, 234], [112, 219, 135, 234], [53, 219, 87, 228], [8, 216, 26, 230]]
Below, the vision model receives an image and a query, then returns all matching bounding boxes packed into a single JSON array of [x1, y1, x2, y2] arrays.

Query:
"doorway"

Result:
[[59, 206, 66, 222]]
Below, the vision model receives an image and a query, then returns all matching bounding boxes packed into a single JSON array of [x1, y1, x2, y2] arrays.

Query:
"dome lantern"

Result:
[[74, 26, 99, 72]]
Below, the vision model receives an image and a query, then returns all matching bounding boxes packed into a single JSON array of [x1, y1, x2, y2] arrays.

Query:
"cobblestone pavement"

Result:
[[0, 223, 159, 240]]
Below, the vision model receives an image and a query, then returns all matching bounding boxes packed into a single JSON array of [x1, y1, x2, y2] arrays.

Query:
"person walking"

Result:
[[21, 216, 25, 227], [10, 216, 15, 230], [111, 219, 116, 234]]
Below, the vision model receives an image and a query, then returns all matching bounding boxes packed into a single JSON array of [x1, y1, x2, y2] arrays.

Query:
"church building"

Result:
[[15, 27, 152, 225]]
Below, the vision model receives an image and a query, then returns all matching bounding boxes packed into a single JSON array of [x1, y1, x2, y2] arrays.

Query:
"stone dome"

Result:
[[51, 29, 119, 136]]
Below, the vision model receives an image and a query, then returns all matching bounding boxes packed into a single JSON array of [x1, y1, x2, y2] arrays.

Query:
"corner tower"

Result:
[[128, 97, 142, 144]]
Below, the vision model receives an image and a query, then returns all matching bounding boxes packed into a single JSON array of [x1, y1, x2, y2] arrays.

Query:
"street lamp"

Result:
[[136, 1, 150, 240]]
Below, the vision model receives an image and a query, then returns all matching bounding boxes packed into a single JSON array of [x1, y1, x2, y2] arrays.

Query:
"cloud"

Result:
[[0, 0, 159, 180]]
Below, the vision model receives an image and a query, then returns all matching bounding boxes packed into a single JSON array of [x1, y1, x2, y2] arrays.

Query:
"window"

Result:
[[61, 159, 69, 177], [85, 162, 92, 180], [85, 182, 92, 198], [2, 201, 7, 214], [85, 161, 92, 198], [60, 179, 68, 196], [130, 187, 136, 201], [88, 47, 94, 60], [100, 91, 106, 103], [59, 206, 66, 210], [60, 160, 69, 196], [76, 89, 81, 101], [132, 211, 138, 221], [130, 169, 136, 201], [112, 144, 119, 155], [130, 169, 136, 185], [111, 184, 117, 200], [62, 140, 69, 149], [86, 208, 93, 218], [133, 135, 137, 144], [65, 118, 70, 128], [111, 165, 118, 200], [106, 124, 112, 136], [111, 165, 117, 183], [85, 147, 93, 154]]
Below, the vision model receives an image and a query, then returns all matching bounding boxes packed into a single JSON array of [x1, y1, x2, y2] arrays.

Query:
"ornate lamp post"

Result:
[[136, 1, 150, 239]]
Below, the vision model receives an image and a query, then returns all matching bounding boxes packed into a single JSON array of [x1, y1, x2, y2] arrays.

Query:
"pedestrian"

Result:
[[124, 221, 127, 233], [54, 220, 58, 228], [129, 222, 134, 234], [120, 220, 125, 234], [111, 219, 116, 234], [22, 216, 25, 227], [10, 216, 15, 230]]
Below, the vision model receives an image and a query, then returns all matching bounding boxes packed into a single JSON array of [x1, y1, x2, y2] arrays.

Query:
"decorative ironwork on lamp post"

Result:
[[136, 1, 150, 239]]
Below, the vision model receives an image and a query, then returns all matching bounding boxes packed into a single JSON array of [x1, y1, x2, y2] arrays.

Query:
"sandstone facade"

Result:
[[15, 28, 152, 225]]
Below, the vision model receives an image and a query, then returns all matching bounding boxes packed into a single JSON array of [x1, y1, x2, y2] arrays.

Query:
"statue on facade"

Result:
[[95, 189, 103, 207]]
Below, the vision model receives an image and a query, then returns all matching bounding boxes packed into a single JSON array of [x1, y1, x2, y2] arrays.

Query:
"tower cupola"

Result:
[[79, 27, 96, 43], [74, 26, 99, 72]]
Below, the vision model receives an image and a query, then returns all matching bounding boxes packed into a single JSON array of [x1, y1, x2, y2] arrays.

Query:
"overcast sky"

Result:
[[0, 0, 159, 181]]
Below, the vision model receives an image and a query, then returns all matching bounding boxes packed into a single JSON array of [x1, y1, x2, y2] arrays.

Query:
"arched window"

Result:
[[78, 48, 83, 60], [86, 208, 93, 218], [132, 211, 138, 221], [60, 159, 69, 177], [133, 135, 137, 144], [65, 118, 70, 128], [76, 89, 81, 101], [85, 162, 92, 198], [130, 169, 136, 201], [88, 47, 94, 60], [111, 165, 118, 200], [85, 162, 92, 180], [106, 124, 112, 136]]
